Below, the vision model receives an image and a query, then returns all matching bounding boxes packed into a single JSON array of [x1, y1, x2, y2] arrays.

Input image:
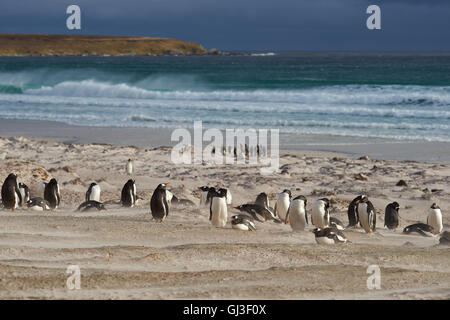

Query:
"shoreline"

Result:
[[0, 118, 449, 162]]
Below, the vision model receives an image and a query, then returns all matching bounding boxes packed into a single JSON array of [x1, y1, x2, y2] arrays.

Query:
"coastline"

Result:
[[0, 118, 449, 162]]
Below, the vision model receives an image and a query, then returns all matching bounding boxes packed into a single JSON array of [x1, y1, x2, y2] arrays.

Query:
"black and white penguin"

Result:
[[18, 182, 30, 207], [285, 195, 308, 231], [329, 217, 345, 231], [255, 192, 270, 209], [198, 186, 210, 206], [126, 159, 133, 175], [347, 195, 365, 227], [121, 179, 137, 207], [403, 223, 435, 237], [44, 178, 61, 209], [150, 183, 170, 222], [311, 198, 330, 229], [205, 187, 217, 206], [76, 200, 106, 212], [230, 214, 256, 231], [234, 204, 281, 223], [1, 173, 22, 210], [427, 203, 443, 234], [85, 182, 101, 202], [310, 227, 348, 244], [26, 197, 51, 211], [274, 189, 291, 223], [384, 202, 400, 230], [210, 188, 228, 228], [356, 196, 376, 233]]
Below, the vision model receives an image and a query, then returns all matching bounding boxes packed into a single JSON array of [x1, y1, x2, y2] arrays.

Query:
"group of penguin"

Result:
[[0, 170, 446, 245], [202, 187, 445, 245]]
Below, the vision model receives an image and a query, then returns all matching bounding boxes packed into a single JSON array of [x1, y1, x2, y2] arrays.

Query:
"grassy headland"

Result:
[[0, 33, 212, 56]]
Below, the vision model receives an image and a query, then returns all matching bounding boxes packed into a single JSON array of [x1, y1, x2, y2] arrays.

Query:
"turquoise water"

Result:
[[0, 53, 449, 142]]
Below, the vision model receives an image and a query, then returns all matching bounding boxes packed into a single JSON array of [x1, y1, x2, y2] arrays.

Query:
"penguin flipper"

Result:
[[305, 209, 309, 225], [163, 196, 169, 217], [15, 183, 22, 207], [209, 201, 213, 221]]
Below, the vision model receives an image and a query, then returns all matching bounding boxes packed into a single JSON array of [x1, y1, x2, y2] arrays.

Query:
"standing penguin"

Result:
[[150, 183, 170, 222], [357, 196, 376, 233], [198, 186, 210, 206], [18, 182, 30, 207], [274, 189, 291, 223], [205, 187, 217, 206], [85, 182, 101, 202], [427, 203, 443, 234], [255, 192, 270, 209], [347, 195, 365, 227], [1, 173, 22, 210], [44, 178, 60, 209], [384, 202, 400, 230], [210, 188, 228, 228], [126, 159, 133, 176], [285, 195, 308, 231], [311, 198, 331, 229], [121, 179, 137, 207]]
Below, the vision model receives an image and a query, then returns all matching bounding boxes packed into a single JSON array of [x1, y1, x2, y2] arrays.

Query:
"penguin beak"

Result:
[[16, 173, 21, 177], [309, 229, 315, 233]]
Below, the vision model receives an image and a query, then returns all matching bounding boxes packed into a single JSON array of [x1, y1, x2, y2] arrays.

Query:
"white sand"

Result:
[[0, 136, 449, 299]]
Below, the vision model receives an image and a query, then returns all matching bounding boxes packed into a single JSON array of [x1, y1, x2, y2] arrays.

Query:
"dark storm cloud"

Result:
[[0, 0, 448, 50]]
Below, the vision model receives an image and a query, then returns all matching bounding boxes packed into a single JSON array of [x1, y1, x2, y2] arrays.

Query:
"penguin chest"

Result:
[[90, 186, 101, 202], [126, 163, 133, 175], [315, 236, 335, 245], [232, 223, 250, 231], [200, 191, 208, 206], [289, 201, 306, 231], [276, 195, 290, 220], [428, 209, 443, 234], [211, 198, 227, 228], [358, 203, 372, 233], [311, 204, 328, 228]]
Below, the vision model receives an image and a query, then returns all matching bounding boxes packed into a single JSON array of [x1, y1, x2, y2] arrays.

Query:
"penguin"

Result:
[[427, 203, 443, 234], [150, 183, 169, 222], [403, 223, 435, 237], [310, 227, 348, 244], [210, 188, 228, 228], [347, 195, 365, 227], [85, 182, 101, 202], [384, 202, 400, 230], [76, 200, 106, 212], [224, 188, 232, 205], [121, 179, 137, 207], [165, 189, 174, 207], [26, 197, 51, 211], [234, 204, 281, 223], [285, 195, 308, 231], [1, 173, 22, 210], [37, 181, 47, 196], [126, 159, 133, 175], [274, 189, 291, 223], [329, 217, 345, 231], [206, 187, 217, 206], [356, 196, 376, 233], [230, 214, 256, 231], [18, 182, 30, 207], [44, 178, 61, 209], [199, 186, 210, 206], [311, 198, 330, 229], [255, 192, 270, 209]]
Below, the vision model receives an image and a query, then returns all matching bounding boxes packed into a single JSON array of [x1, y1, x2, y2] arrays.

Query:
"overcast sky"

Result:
[[0, 0, 449, 51]]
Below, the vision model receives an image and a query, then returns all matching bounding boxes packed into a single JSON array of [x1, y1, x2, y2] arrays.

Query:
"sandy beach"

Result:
[[0, 133, 448, 300]]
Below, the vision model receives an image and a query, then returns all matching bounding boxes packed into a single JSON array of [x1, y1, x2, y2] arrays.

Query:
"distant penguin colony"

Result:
[[121, 179, 137, 207], [150, 183, 170, 222]]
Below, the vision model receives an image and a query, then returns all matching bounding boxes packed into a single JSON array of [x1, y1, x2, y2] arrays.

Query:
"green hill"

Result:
[[0, 33, 210, 56]]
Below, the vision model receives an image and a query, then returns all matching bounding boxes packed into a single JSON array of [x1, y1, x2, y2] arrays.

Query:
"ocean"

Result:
[[0, 52, 449, 143]]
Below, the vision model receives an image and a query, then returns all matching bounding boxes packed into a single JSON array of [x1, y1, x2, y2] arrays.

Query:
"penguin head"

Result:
[[282, 189, 291, 198], [431, 203, 440, 209], [293, 195, 307, 205], [49, 178, 58, 185], [218, 188, 228, 197], [392, 202, 400, 210], [199, 186, 209, 192], [157, 183, 168, 190], [89, 182, 97, 188], [309, 228, 320, 235], [98, 203, 107, 211], [402, 226, 410, 234]]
